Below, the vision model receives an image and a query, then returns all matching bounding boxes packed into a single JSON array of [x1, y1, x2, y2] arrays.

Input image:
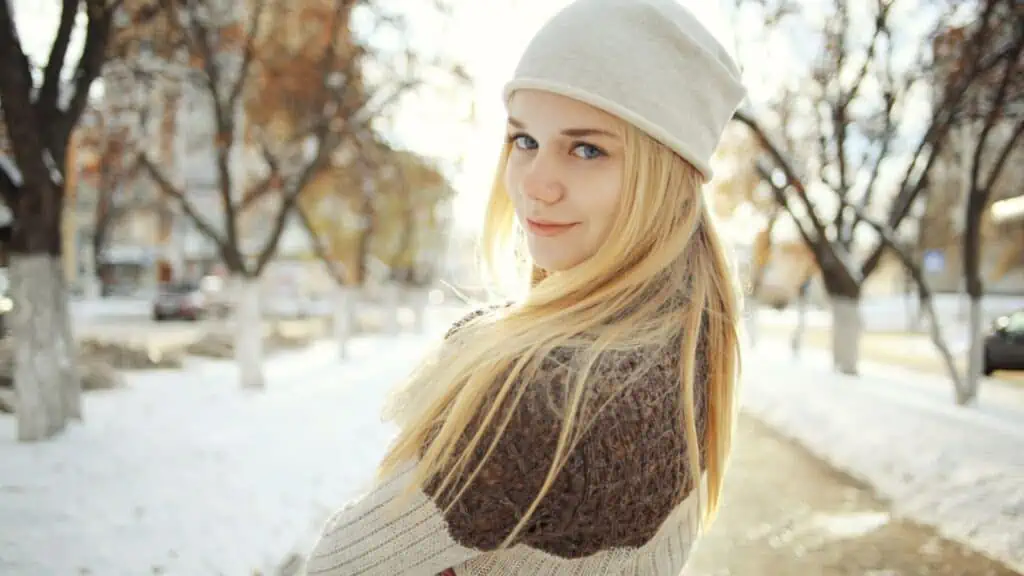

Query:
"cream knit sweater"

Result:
[[303, 306, 710, 575]]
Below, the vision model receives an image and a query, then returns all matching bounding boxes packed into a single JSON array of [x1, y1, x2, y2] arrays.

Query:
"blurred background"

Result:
[[0, 0, 1021, 574]]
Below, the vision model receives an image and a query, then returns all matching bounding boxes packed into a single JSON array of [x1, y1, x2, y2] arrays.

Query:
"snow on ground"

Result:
[[69, 297, 153, 321], [4, 302, 1023, 575], [741, 340, 1024, 573], [0, 316, 458, 576]]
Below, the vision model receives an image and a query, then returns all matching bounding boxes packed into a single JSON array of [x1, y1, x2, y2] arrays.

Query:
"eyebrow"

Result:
[[507, 116, 618, 139]]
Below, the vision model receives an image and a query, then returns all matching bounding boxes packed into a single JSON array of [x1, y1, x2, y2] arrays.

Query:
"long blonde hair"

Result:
[[379, 120, 742, 542]]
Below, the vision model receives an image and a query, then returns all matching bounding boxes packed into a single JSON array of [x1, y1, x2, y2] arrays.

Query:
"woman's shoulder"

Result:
[[442, 300, 515, 340], [428, 328, 698, 558]]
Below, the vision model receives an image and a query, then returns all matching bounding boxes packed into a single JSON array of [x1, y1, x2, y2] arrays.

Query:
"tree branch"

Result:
[[138, 153, 241, 270], [833, 0, 892, 241], [734, 110, 835, 247], [0, 159, 19, 207], [36, 0, 79, 116], [295, 203, 348, 285], [840, 196, 965, 395], [177, 0, 243, 253], [252, 0, 359, 277], [754, 162, 819, 250], [59, 0, 119, 146], [838, 0, 890, 110], [861, 23, 1021, 277], [971, 36, 1023, 200], [226, 0, 269, 112], [983, 117, 1024, 193], [0, 4, 52, 193]]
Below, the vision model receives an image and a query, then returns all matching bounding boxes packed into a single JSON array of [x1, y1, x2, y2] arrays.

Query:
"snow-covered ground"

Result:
[[741, 340, 1024, 573], [3, 303, 1023, 575], [0, 315, 459, 576], [70, 297, 153, 321]]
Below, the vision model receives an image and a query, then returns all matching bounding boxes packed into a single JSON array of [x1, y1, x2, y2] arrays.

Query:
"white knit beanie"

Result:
[[503, 0, 746, 181]]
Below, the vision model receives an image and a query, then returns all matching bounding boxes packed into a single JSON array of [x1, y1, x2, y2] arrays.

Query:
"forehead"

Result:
[[506, 89, 622, 131]]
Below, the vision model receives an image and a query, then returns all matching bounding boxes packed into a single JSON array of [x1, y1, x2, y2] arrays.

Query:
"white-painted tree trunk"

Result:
[[830, 296, 862, 376], [744, 303, 760, 348], [234, 276, 265, 389], [82, 275, 102, 299], [333, 286, 356, 359], [791, 291, 809, 358], [408, 287, 427, 333], [81, 243, 101, 300], [382, 283, 400, 335], [50, 261, 81, 419], [10, 255, 77, 441], [904, 289, 917, 332], [963, 296, 984, 405]]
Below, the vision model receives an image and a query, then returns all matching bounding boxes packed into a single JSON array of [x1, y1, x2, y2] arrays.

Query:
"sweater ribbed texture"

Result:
[[304, 461, 705, 575]]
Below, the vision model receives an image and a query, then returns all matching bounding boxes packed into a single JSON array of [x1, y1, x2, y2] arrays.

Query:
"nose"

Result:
[[520, 152, 565, 205]]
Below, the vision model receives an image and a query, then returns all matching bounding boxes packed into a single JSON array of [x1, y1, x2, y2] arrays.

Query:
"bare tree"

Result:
[[125, 0, 467, 388], [704, 125, 777, 346], [295, 135, 454, 352], [731, 0, 1016, 380], [954, 6, 1024, 403], [77, 110, 159, 294], [0, 0, 143, 441], [294, 134, 383, 358]]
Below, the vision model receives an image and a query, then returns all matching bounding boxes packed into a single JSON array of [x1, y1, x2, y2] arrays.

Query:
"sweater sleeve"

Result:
[[302, 462, 481, 576], [301, 309, 502, 576]]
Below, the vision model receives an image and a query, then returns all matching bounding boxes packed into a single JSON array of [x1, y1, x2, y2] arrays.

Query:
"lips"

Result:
[[526, 218, 577, 237]]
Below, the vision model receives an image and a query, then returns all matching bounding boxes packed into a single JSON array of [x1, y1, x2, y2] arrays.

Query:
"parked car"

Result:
[[152, 281, 206, 321], [983, 308, 1024, 375]]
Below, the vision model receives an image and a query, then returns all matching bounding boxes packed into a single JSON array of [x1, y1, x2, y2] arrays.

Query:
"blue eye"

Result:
[[572, 143, 605, 159], [509, 134, 537, 150]]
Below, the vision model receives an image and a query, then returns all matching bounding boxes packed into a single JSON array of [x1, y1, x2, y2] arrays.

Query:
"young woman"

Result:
[[303, 0, 746, 573]]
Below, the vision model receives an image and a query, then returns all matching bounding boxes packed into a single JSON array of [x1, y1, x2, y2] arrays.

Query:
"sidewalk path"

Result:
[[739, 341, 1024, 573], [686, 415, 1018, 575]]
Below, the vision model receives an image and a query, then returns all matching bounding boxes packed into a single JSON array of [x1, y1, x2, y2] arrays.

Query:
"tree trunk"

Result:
[[962, 182, 985, 406], [9, 254, 76, 441], [792, 282, 810, 358], [382, 282, 400, 335], [745, 218, 776, 350], [333, 285, 355, 359], [963, 295, 984, 405], [408, 285, 427, 333], [50, 258, 81, 419], [830, 295, 861, 375], [234, 275, 265, 389], [744, 302, 761, 348]]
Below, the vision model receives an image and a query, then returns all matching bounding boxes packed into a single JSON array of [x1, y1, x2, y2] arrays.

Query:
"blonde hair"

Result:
[[379, 119, 742, 543]]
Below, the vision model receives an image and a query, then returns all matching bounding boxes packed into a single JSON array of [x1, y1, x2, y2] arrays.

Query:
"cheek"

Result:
[[583, 175, 622, 233], [503, 158, 522, 199]]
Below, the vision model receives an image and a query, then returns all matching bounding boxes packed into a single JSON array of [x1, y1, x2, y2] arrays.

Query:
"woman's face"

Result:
[[504, 89, 625, 272]]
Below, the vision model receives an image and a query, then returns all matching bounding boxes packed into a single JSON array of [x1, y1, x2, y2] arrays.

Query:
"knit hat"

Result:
[[503, 0, 746, 181]]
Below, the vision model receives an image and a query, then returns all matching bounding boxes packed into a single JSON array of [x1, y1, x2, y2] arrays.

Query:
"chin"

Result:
[[529, 252, 583, 273]]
